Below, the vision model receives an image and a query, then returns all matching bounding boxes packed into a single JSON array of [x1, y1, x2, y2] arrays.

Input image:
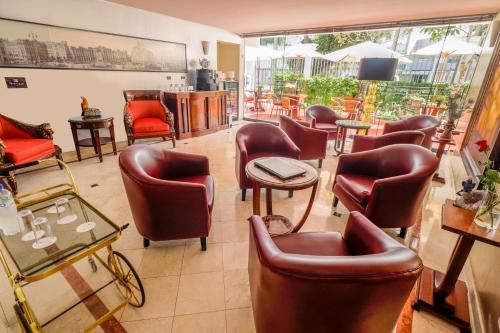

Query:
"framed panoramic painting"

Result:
[[0, 18, 187, 73]]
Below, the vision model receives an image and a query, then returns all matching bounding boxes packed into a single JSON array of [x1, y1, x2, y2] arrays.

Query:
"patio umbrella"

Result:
[[413, 37, 482, 83], [245, 46, 282, 61], [283, 43, 324, 58], [413, 36, 482, 56], [324, 41, 412, 64]]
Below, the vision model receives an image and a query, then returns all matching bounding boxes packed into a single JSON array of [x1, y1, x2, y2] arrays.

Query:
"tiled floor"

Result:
[[0, 121, 463, 332]]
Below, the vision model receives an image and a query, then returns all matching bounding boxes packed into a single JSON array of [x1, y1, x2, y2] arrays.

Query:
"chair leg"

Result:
[[333, 196, 339, 208], [399, 228, 407, 239], [200, 237, 207, 251], [162, 136, 166, 141], [318, 159, 323, 168], [241, 189, 246, 201], [288, 190, 293, 198], [143, 238, 150, 248]]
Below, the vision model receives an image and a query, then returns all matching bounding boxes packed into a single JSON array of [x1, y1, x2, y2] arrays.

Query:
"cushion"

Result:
[[172, 175, 214, 213], [3, 138, 55, 165], [336, 174, 378, 205], [133, 118, 169, 134], [274, 232, 350, 256], [127, 100, 166, 121], [314, 123, 337, 132]]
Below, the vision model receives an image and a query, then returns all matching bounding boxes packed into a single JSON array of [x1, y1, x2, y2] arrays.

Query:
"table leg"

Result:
[[334, 127, 344, 155], [90, 130, 98, 154], [266, 188, 273, 216], [412, 235, 474, 332], [433, 140, 448, 183], [71, 127, 82, 162], [252, 182, 261, 216], [339, 127, 347, 155], [93, 129, 103, 163], [292, 181, 318, 232], [109, 123, 117, 155]]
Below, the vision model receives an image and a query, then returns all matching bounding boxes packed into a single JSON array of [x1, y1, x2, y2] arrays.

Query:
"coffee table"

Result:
[[334, 119, 371, 155], [245, 157, 318, 235], [68, 115, 117, 162]]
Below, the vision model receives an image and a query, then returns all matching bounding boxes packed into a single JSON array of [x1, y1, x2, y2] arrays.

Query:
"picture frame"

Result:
[[0, 17, 188, 73]]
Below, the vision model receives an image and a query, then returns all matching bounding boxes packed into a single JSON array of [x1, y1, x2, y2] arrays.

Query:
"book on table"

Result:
[[254, 158, 306, 180]]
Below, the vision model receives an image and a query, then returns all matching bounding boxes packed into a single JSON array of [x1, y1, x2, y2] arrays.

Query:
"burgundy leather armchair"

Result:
[[306, 105, 344, 141], [279, 115, 328, 168], [248, 212, 423, 333], [351, 130, 425, 153], [235, 123, 300, 201], [119, 145, 213, 250], [383, 115, 440, 149], [332, 144, 438, 237]]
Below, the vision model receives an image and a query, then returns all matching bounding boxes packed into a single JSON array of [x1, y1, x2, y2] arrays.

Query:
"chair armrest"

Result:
[[249, 215, 422, 279], [334, 150, 380, 178], [163, 151, 210, 179], [280, 135, 301, 158], [123, 103, 134, 135], [350, 135, 376, 153]]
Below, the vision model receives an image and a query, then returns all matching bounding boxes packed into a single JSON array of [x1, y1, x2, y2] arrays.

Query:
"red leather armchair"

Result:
[[119, 145, 213, 250], [351, 130, 425, 153], [279, 115, 328, 168], [0, 114, 62, 192], [306, 105, 344, 141], [383, 115, 440, 149], [235, 123, 300, 201], [248, 212, 423, 333], [123, 90, 176, 146], [332, 144, 438, 237]]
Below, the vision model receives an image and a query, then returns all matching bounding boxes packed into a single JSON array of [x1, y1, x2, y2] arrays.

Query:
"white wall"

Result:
[[0, 0, 241, 151]]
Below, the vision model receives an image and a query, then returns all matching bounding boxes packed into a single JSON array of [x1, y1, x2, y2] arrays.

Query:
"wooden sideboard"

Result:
[[163, 91, 229, 139]]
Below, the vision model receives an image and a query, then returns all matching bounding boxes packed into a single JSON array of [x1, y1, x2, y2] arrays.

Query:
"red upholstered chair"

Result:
[[279, 115, 328, 168], [0, 114, 62, 192], [235, 123, 300, 201], [382, 115, 440, 149], [119, 145, 213, 250], [248, 212, 423, 333], [306, 105, 345, 141], [332, 144, 438, 238], [351, 130, 425, 153], [123, 90, 176, 146]]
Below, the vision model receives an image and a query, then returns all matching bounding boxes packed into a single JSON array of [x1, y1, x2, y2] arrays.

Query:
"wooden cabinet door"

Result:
[[190, 97, 207, 132], [207, 96, 220, 128]]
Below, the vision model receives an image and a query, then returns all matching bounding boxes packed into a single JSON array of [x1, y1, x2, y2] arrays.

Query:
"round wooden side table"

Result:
[[334, 119, 371, 155], [68, 116, 117, 163], [245, 157, 319, 235]]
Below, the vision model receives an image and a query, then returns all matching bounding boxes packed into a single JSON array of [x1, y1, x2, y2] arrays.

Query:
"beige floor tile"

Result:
[[224, 269, 251, 309], [172, 311, 226, 333], [222, 242, 249, 270], [122, 276, 179, 321], [221, 221, 250, 243], [413, 310, 459, 333], [181, 243, 223, 274], [122, 317, 173, 333], [226, 308, 255, 333], [175, 272, 225, 315], [139, 246, 185, 278]]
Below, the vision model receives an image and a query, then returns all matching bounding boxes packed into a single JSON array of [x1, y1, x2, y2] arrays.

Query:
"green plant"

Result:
[[300, 77, 360, 106]]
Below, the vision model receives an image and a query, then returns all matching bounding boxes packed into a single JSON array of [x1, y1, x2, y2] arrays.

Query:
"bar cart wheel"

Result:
[[107, 251, 145, 307]]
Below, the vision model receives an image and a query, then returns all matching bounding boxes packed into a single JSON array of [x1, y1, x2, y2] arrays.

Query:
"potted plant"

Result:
[[474, 140, 500, 230]]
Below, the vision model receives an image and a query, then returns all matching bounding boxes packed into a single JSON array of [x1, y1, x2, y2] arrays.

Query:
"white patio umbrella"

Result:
[[245, 46, 282, 61], [413, 36, 482, 56], [413, 37, 482, 83], [283, 43, 324, 58], [324, 41, 412, 64]]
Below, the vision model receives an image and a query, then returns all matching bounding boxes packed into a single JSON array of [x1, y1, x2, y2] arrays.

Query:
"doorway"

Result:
[[217, 41, 240, 122]]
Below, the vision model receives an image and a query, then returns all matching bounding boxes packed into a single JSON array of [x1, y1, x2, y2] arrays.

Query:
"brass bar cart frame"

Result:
[[0, 159, 145, 332]]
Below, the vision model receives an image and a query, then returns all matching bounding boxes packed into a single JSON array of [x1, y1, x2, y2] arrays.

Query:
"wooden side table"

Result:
[[334, 120, 371, 155], [245, 157, 318, 235], [68, 116, 117, 163], [412, 199, 500, 332]]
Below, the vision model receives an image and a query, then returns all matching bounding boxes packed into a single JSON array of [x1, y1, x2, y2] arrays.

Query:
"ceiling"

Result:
[[106, 0, 499, 35]]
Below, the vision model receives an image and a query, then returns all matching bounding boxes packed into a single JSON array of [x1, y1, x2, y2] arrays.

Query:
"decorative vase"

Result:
[[474, 191, 500, 230]]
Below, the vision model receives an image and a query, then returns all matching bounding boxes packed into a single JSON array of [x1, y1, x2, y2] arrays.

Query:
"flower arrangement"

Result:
[[474, 140, 500, 230]]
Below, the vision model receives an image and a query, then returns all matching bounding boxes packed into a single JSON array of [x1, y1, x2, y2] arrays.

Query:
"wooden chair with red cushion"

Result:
[[0, 114, 62, 192], [123, 90, 176, 146]]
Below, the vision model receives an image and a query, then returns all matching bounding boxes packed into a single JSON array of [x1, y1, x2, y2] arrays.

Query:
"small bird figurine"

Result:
[[81, 96, 89, 115]]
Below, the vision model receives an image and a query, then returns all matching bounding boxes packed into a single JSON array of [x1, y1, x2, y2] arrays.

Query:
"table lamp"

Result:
[[358, 58, 398, 125]]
